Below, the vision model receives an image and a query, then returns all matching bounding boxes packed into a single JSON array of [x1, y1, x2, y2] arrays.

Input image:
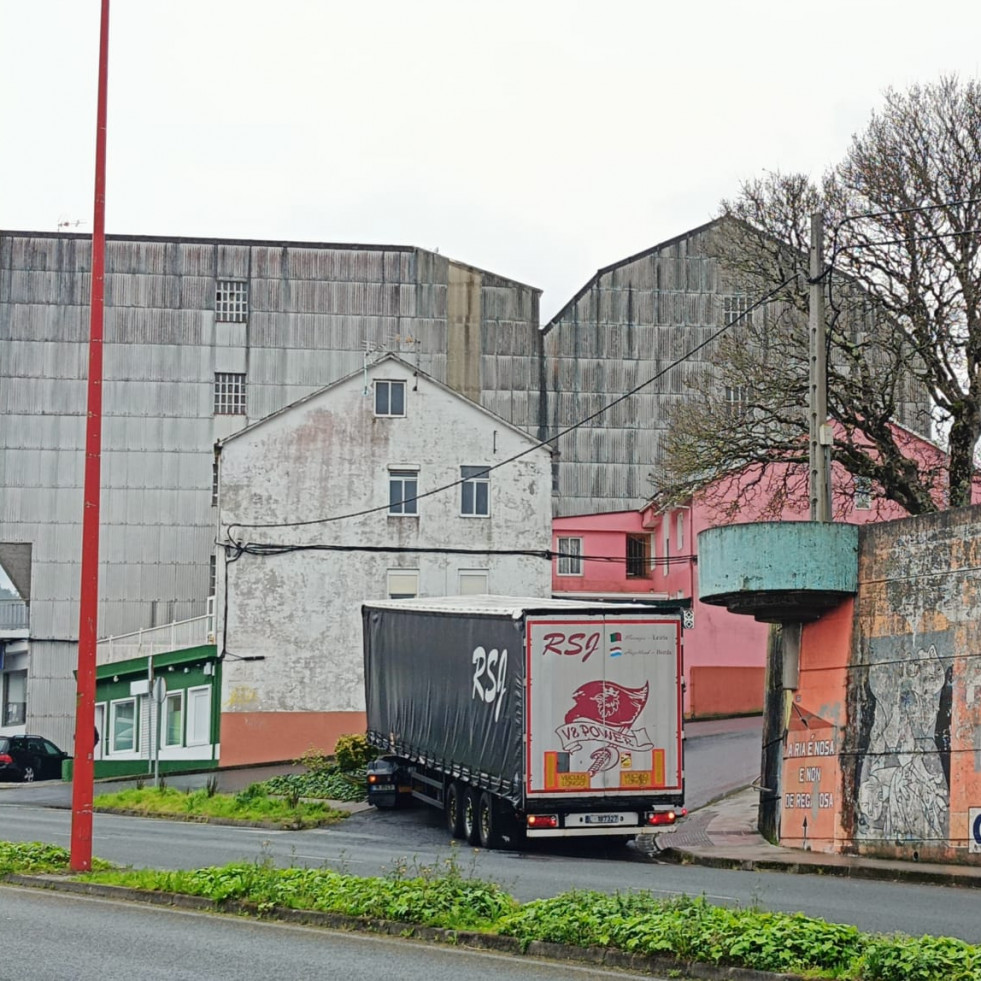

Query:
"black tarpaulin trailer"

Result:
[[363, 595, 685, 849]]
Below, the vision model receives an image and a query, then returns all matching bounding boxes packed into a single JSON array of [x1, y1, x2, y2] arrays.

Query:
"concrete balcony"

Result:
[[698, 522, 859, 622]]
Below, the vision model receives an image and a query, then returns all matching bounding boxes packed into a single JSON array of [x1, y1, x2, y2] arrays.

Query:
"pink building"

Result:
[[552, 428, 947, 719]]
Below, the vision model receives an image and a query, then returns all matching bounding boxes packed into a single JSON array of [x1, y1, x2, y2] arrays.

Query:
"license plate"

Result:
[[566, 811, 637, 827], [370, 783, 395, 792]]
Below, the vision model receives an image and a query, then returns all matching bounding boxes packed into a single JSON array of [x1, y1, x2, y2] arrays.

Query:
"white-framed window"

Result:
[[216, 280, 248, 322], [163, 691, 184, 748], [724, 384, 750, 411], [460, 466, 490, 516], [389, 468, 419, 515], [458, 569, 489, 595], [626, 534, 650, 579], [374, 379, 406, 417], [387, 569, 419, 599], [110, 697, 137, 754], [186, 686, 212, 747], [676, 512, 684, 551], [722, 294, 754, 326], [556, 536, 582, 576], [662, 520, 671, 576], [214, 372, 246, 415], [854, 476, 872, 510]]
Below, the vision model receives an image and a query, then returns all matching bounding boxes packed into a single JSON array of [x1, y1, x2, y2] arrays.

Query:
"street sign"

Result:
[[970, 808, 981, 854]]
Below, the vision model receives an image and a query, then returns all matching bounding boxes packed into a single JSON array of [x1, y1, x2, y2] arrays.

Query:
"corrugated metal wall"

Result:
[[1, 221, 929, 738], [541, 225, 727, 515], [0, 232, 542, 738]]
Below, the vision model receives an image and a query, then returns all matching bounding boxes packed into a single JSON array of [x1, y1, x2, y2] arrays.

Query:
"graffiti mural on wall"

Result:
[[854, 637, 952, 843]]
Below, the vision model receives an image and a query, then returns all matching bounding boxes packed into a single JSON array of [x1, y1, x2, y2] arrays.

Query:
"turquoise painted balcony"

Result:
[[698, 522, 859, 622]]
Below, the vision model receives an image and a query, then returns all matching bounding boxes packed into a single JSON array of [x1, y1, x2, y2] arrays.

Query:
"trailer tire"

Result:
[[445, 781, 466, 839], [478, 791, 504, 850], [463, 787, 481, 845]]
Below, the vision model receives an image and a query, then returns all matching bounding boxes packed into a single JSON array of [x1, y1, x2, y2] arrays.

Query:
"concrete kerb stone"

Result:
[[1, 872, 808, 981], [657, 848, 981, 889]]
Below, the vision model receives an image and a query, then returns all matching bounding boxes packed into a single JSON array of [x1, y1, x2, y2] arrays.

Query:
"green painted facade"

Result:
[[84, 644, 221, 780]]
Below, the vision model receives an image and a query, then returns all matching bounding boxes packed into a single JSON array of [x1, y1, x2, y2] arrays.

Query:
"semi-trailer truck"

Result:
[[362, 595, 685, 848]]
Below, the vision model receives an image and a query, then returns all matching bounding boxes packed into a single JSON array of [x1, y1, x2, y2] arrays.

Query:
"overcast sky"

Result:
[[1, 2, 980, 596], [2, 0, 980, 323]]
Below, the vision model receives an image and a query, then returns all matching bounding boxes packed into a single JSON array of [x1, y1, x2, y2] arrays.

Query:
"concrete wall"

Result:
[[216, 356, 553, 765], [784, 506, 981, 863]]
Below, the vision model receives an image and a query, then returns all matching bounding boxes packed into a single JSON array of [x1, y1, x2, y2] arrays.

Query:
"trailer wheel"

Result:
[[445, 781, 466, 839], [478, 791, 504, 850], [463, 787, 481, 845]]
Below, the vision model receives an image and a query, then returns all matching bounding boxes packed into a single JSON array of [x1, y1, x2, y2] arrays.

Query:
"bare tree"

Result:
[[658, 77, 981, 516]]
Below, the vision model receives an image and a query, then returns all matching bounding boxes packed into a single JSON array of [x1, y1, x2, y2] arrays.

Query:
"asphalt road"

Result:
[[5, 718, 981, 943], [0, 886, 664, 981]]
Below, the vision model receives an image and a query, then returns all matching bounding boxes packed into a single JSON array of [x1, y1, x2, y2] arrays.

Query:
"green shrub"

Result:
[[333, 733, 374, 772], [0, 841, 112, 875], [860, 933, 980, 981]]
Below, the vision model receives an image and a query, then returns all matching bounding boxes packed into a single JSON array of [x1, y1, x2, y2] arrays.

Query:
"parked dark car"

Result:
[[0, 735, 71, 782]]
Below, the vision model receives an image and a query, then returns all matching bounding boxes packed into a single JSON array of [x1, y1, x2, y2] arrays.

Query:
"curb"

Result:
[[3, 873, 806, 981], [89, 803, 359, 830], [657, 847, 981, 890]]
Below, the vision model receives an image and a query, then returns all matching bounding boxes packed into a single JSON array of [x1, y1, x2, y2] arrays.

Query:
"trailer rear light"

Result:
[[644, 809, 684, 827], [526, 813, 559, 829]]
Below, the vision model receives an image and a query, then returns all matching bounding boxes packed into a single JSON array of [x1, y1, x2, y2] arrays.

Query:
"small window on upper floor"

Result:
[[375, 380, 406, 417], [626, 534, 650, 578], [724, 384, 750, 412], [389, 468, 419, 516], [461, 466, 490, 517], [458, 569, 489, 595], [214, 373, 246, 415], [854, 476, 872, 510], [216, 280, 248, 322], [722, 294, 754, 326], [556, 536, 582, 576], [388, 569, 419, 599]]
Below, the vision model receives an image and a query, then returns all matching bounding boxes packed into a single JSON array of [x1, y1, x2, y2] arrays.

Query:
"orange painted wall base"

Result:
[[220, 711, 367, 767], [688, 667, 765, 719]]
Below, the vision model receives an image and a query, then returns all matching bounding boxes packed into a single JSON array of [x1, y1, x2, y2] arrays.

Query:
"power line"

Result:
[[226, 274, 798, 544], [228, 538, 698, 566]]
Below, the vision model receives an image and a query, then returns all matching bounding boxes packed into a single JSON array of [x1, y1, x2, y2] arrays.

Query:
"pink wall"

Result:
[[552, 507, 770, 717], [551, 428, 961, 718]]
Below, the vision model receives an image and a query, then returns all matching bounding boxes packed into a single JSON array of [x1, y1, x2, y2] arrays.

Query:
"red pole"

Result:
[[70, 0, 110, 873]]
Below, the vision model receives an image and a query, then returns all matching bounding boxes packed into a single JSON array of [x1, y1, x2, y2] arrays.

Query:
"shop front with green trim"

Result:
[[70, 645, 221, 780]]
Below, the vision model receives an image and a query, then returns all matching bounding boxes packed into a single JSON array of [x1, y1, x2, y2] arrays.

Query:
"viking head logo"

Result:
[[564, 680, 649, 728]]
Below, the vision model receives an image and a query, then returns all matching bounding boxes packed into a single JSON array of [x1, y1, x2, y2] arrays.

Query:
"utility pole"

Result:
[[71, 0, 110, 872], [809, 211, 832, 522]]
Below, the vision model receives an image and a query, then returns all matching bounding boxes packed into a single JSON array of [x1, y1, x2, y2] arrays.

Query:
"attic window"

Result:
[[375, 380, 406, 417], [216, 280, 248, 322]]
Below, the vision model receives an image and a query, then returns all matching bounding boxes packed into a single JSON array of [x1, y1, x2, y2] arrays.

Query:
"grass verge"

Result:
[[1, 840, 978, 980], [92, 785, 349, 829]]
